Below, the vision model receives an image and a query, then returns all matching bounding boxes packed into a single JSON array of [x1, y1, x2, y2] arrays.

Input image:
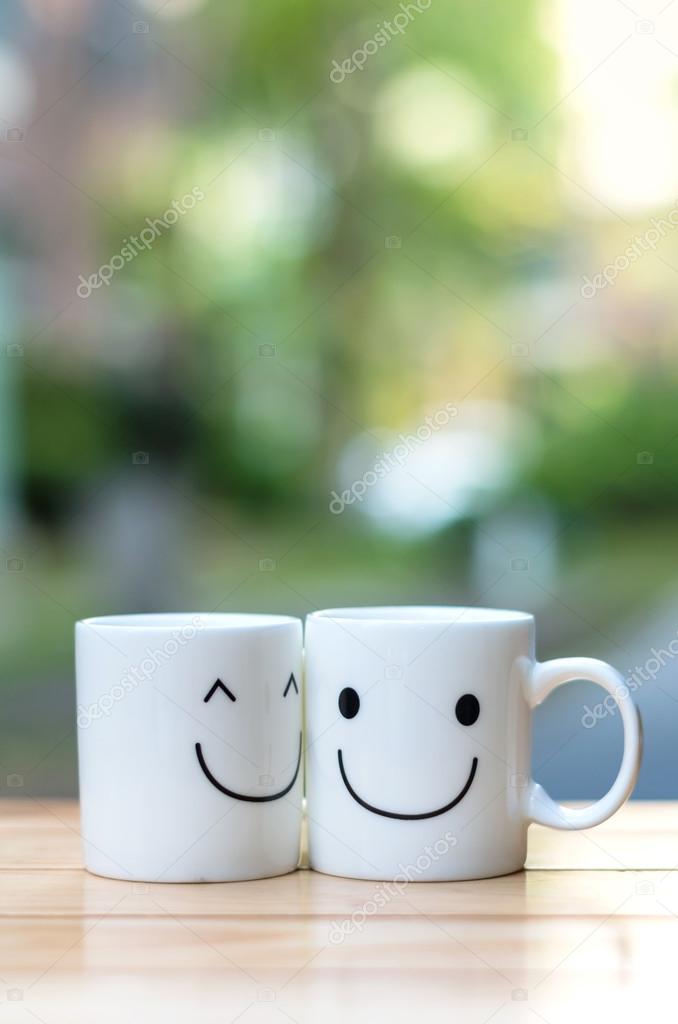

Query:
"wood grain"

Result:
[[0, 801, 675, 1023]]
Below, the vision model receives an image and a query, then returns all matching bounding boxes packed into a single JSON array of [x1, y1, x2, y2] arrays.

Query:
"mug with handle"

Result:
[[76, 613, 303, 882], [305, 606, 642, 881]]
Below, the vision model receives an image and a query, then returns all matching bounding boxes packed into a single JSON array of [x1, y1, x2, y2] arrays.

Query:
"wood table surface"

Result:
[[1, 800, 677, 1022]]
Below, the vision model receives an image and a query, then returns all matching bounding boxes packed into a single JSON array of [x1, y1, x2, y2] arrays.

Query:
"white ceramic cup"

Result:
[[76, 613, 303, 882], [305, 606, 642, 881]]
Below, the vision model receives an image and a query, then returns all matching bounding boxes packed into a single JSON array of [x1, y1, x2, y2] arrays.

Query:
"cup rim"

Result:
[[77, 613, 301, 631], [307, 606, 534, 626]]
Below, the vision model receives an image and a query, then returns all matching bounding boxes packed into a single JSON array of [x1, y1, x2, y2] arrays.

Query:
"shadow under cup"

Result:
[[76, 613, 303, 882]]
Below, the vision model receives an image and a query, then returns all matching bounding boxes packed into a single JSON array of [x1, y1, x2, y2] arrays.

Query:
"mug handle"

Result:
[[522, 657, 643, 829]]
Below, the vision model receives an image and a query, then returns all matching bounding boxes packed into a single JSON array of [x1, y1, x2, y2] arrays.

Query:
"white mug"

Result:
[[305, 606, 642, 881], [76, 613, 303, 882]]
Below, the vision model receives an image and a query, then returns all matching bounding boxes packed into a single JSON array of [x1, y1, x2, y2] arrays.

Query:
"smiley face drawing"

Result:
[[335, 686, 480, 820], [195, 672, 302, 802]]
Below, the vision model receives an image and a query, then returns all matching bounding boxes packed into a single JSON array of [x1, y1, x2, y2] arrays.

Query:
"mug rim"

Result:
[[78, 613, 301, 631], [307, 605, 534, 626]]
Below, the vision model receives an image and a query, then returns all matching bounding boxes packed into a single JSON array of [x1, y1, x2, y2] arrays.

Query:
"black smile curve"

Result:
[[195, 733, 302, 802], [337, 750, 478, 820]]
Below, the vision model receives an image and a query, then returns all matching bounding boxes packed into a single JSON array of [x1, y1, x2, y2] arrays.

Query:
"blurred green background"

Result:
[[1, 0, 677, 796]]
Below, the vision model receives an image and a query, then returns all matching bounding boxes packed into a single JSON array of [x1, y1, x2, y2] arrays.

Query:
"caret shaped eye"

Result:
[[204, 679, 236, 703], [283, 673, 299, 697]]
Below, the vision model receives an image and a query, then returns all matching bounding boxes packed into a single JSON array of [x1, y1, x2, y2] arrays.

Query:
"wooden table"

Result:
[[1, 800, 676, 1022]]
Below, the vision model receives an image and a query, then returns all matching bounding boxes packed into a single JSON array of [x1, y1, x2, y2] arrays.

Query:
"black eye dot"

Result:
[[455, 693, 480, 726], [338, 687, 360, 719]]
